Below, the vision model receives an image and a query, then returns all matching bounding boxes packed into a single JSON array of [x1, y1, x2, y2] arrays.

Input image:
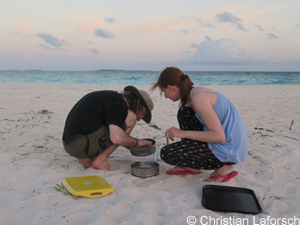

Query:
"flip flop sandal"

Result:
[[204, 171, 238, 182]]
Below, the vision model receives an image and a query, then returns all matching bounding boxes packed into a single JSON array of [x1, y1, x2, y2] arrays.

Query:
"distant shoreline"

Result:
[[1, 70, 300, 86]]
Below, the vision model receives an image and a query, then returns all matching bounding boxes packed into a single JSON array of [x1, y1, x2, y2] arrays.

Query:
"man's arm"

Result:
[[109, 124, 152, 148]]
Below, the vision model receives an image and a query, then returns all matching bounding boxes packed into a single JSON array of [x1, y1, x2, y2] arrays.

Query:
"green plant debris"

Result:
[[54, 183, 71, 196]]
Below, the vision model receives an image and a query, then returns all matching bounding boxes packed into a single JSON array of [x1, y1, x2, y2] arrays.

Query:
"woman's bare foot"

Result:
[[167, 166, 202, 174], [78, 158, 93, 169], [203, 165, 234, 182], [92, 155, 110, 170]]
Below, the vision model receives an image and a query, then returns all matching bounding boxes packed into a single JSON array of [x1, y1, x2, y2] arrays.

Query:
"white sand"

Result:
[[0, 83, 299, 225]]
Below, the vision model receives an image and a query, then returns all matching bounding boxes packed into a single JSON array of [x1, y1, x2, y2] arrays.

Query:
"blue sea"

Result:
[[0, 70, 300, 86]]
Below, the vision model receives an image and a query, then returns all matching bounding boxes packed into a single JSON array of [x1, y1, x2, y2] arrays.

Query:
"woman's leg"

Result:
[[203, 165, 235, 182], [161, 107, 226, 170], [160, 140, 225, 170]]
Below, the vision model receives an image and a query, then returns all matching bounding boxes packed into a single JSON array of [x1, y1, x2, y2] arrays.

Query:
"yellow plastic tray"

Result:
[[62, 175, 115, 198]]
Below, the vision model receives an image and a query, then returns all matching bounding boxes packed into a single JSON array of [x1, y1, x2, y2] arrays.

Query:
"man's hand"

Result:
[[136, 139, 152, 148]]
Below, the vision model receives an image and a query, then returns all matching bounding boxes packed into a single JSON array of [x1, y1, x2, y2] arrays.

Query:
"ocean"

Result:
[[0, 70, 300, 86]]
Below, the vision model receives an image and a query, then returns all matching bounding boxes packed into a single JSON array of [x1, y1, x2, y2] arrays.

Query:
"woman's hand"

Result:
[[165, 127, 183, 141]]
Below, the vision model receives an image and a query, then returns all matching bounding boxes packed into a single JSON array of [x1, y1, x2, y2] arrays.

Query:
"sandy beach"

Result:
[[1, 82, 299, 225]]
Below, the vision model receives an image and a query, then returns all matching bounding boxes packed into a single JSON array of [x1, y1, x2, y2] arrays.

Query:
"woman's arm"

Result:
[[166, 91, 226, 143]]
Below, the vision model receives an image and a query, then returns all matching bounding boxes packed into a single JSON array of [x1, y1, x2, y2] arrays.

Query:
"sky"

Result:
[[1, 0, 300, 71]]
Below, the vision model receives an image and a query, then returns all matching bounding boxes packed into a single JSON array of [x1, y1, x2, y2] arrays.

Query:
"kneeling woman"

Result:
[[152, 67, 248, 182]]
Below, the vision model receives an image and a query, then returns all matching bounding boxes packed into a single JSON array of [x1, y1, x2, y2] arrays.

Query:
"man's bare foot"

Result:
[[203, 165, 234, 182], [167, 166, 202, 175], [78, 158, 93, 169], [92, 155, 110, 170]]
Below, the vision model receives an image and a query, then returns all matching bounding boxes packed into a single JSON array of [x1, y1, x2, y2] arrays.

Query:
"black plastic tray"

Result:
[[202, 185, 262, 214]]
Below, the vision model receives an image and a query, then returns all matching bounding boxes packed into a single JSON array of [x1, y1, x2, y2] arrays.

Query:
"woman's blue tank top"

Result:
[[193, 89, 248, 163]]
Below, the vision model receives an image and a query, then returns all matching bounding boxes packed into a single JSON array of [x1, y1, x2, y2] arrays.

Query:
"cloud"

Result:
[[198, 19, 215, 28], [216, 12, 241, 24], [186, 38, 257, 65], [61, 40, 71, 46], [205, 36, 213, 41], [182, 30, 189, 34], [294, 23, 300, 30], [183, 51, 191, 56], [268, 33, 279, 40], [88, 48, 100, 54], [215, 12, 246, 31], [9, 30, 31, 38], [104, 17, 119, 24], [94, 28, 115, 39], [189, 43, 199, 48], [36, 33, 68, 48], [8, 32, 21, 36], [38, 44, 55, 51], [236, 23, 247, 32], [255, 25, 264, 31]]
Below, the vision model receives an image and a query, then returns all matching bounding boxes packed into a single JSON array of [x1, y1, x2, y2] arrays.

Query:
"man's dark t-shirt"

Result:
[[63, 91, 128, 140]]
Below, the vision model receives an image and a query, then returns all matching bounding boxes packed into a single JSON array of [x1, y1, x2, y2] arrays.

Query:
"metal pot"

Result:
[[129, 138, 156, 156], [131, 161, 159, 178]]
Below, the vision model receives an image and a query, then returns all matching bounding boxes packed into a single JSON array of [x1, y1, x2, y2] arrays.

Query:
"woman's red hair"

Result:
[[151, 67, 194, 108]]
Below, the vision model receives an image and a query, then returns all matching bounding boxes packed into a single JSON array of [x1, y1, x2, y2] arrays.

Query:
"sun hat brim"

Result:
[[124, 85, 152, 123]]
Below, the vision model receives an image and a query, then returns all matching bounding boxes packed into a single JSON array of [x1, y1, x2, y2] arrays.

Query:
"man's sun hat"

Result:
[[124, 85, 154, 123]]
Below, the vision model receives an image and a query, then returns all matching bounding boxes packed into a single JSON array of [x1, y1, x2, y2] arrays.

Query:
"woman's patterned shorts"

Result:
[[160, 107, 234, 170]]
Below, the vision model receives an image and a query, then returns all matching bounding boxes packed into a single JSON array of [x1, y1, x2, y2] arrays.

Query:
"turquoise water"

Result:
[[0, 70, 300, 85]]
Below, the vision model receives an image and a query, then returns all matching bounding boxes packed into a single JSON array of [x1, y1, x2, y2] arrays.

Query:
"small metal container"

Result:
[[130, 138, 156, 156], [131, 161, 160, 178]]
